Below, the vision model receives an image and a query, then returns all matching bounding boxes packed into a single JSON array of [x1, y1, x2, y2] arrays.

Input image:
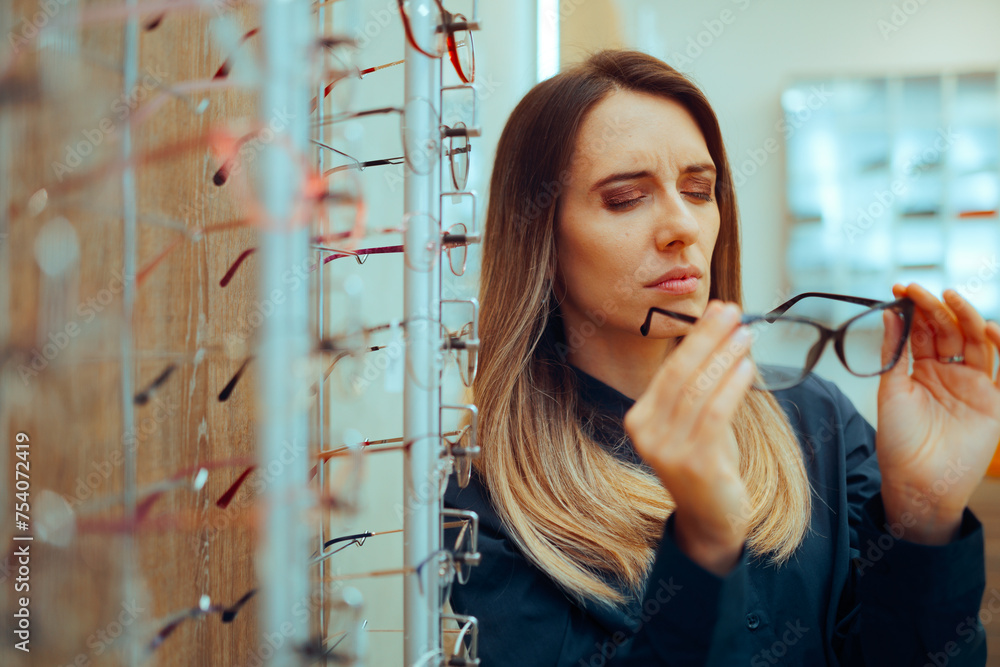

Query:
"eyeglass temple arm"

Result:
[[441, 508, 480, 564], [766, 292, 885, 319], [313, 244, 404, 266], [640, 307, 698, 336], [442, 613, 480, 663], [442, 124, 481, 139], [397, 0, 440, 59], [311, 138, 358, 167], [311, 105, 404, 129], [441, 300, 480, 353], [321, 531, 373, 552], [441, 402, 479, 454], [151, 588, 258, 650], [440, 191, 480, 241], [441, 84, 479, 131], [314, 35, 358, 51], [441, 298, 479, 330], [134, 362, 178, 404], [218, 356, 254, 402], [322, 156, 405, 176], [435, 0, 483, 30], [414, 548, 454, 596]]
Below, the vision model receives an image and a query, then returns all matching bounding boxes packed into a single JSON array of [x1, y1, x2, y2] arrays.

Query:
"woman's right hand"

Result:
[[622, 299, 756, 576]]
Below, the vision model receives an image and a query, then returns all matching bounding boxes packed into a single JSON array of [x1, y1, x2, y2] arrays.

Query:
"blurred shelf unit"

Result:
[[782, 70, 1000, 321]]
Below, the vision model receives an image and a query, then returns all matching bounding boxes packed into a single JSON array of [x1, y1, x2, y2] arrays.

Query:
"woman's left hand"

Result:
[[875, 282, 1000, 545]]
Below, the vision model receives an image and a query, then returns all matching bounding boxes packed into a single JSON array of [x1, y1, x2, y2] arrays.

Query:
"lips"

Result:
[[645, 266, 702, 288]]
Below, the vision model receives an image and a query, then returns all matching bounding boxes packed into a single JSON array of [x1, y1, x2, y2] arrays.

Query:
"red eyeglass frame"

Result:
[[396, 0, 478, 84]]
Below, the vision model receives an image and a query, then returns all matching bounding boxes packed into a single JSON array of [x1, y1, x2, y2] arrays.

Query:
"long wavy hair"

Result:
[[472, 50, 813, 607]]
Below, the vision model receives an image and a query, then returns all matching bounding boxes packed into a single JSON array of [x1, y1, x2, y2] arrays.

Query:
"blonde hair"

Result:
[[471, 50, 814, 608]]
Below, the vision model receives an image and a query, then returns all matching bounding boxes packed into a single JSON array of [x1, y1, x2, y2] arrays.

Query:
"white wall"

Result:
[[612, 0, 1000, 424]]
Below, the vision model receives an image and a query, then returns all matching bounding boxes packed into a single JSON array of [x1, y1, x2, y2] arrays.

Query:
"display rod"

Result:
[[404, 0, 443, 663], [257, 0, 313, 665], [120, 1, 140, 663]]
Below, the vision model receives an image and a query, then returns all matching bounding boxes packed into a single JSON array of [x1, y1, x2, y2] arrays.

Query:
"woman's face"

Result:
[[554, 90, 721, 347]]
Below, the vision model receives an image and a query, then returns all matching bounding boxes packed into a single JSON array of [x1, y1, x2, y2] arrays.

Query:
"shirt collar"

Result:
[[570, 364, 638, 420], [569, 364, 652, 470]]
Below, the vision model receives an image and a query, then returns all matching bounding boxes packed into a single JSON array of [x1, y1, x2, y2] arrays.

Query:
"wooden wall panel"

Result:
[[1, 1, 268, 665]]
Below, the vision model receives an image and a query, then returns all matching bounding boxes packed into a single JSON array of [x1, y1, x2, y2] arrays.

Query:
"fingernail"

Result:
[[731, 326, 752, 345]]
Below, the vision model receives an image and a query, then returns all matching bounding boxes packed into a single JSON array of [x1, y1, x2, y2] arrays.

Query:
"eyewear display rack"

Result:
[[399, 2, 482, 664], [0, 0, 482, 665], [402, 1, 442, 662], [258, 0, 311, 665]]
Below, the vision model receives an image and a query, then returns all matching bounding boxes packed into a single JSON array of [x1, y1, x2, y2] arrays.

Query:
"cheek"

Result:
[[702, 212, 722, 258], [565, 225, 627, 271], [556, 221, 625, 297]]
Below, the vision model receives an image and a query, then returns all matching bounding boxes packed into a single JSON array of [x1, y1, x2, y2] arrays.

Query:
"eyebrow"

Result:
[[589, 163, 717, 192]]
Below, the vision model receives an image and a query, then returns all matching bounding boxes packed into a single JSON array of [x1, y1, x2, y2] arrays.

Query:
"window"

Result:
[[783, 71, 1000, 322]]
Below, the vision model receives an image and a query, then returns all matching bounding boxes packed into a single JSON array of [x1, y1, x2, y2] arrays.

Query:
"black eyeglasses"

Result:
[[148, 589, 257, 652], [311, 99, 479, 183], [640, 292, 915, 391], [309, 515, 477, 566]]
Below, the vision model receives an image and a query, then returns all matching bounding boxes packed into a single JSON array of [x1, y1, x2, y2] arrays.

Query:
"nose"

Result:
[[653, 190, 701, 251]]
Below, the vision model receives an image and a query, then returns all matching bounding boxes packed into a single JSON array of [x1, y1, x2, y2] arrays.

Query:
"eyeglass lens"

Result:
[[747, 301, 909, 390]]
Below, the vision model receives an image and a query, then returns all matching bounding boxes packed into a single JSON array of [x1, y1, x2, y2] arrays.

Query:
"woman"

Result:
[[444, 49, 1000, 666]]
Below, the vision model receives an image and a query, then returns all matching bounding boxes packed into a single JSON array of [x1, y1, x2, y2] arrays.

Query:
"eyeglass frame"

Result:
[[441, 613, 480, 666], [396, 0, 481, 83], [440, 84, 480, 191], [441, 508, 481, 584], [314, 220, 473, 276], [442, 402, 479, 488], [442, 298, 480, 387], [639, 293, 915, 391], [310, 100, 479, 180], [148, 589, 257, 652]]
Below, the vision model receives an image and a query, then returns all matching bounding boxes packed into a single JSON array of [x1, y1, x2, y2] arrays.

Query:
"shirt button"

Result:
[[746, 613, 760, 630]]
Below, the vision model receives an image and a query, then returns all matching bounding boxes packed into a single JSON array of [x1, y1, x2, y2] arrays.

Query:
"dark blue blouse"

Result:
[[443, 366, 988, 666]]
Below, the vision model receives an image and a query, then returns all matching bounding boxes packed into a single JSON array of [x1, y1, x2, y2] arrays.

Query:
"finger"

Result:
[[649, 300, 741, 406], [881, 308, 908, 374], [673, 307, 753, 422], [692, 353, 756, 459], [895, 283, 936, 360], [903, 282, 964, 362], [988, 321, 1000, 387], [878, 306, 913, 401], [942, 289, 993, 374], [644, 299, 722, 396], [682, 322, 753, 412], [631, 300, 737, 446]]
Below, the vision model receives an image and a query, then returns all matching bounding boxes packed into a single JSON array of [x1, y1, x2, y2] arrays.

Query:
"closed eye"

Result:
[[605, 195, 645, 211], [683, 191, 714, 202]]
